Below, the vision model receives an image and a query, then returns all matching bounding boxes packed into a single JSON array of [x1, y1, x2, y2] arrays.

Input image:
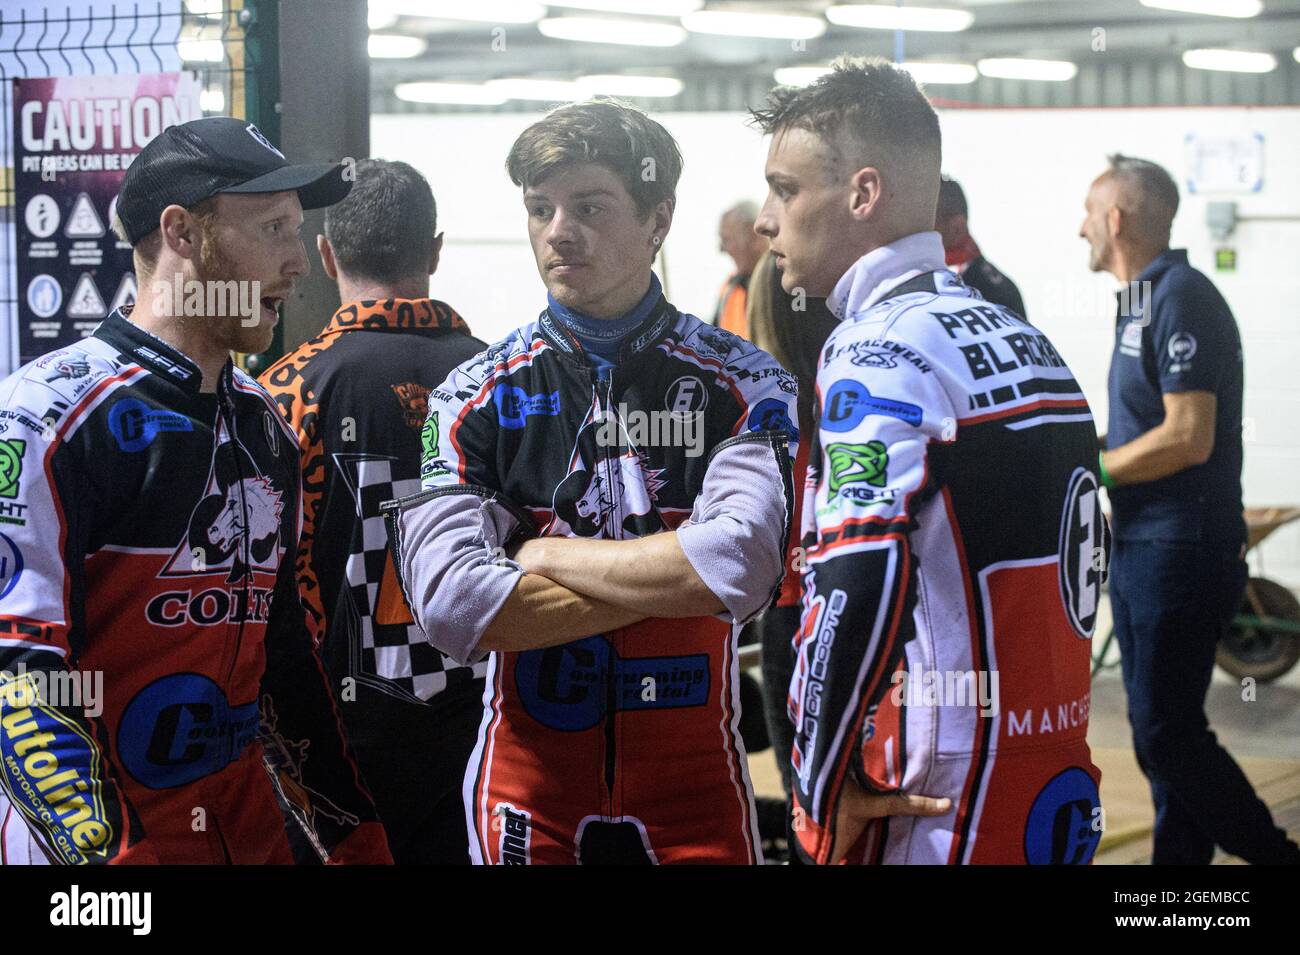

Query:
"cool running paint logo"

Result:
[[822, 379, 922, 432], [495, 385, 560, 429], [748, 397, 798, 443], [1024, 768, 1101, 865], [116, 673, 259, 789], [107, 399, 193, 452], [514, 636, 709, 732]]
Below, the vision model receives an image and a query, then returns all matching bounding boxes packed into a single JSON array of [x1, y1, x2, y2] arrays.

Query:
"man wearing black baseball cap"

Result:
[[0, 117, 390, 864], [111, 116, 351, 386]]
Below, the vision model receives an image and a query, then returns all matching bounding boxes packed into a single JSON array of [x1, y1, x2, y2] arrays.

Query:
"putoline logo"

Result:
[[1058, 466, 1104, 638]]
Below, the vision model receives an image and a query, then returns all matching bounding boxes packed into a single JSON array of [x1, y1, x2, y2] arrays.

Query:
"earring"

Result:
[[652, 235, 661, 246]]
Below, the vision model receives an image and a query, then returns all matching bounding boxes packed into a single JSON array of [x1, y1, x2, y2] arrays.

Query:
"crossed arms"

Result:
[[387, 433, 792, 665]]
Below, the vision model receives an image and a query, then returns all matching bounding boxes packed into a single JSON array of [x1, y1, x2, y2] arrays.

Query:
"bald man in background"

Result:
[[1082, 154, 1299, 865], [713, 200, 769, 338]]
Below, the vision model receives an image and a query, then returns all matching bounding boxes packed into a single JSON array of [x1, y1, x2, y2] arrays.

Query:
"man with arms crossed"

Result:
[[387, 99, 796, 864], [753, 58, 1106, 865]]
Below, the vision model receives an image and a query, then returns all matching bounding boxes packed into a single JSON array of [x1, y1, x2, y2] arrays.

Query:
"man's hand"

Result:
[[828, 781, 953, 865]]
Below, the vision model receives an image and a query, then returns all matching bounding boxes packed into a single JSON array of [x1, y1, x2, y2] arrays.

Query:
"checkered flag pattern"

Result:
[[338, 454, 488, 703]]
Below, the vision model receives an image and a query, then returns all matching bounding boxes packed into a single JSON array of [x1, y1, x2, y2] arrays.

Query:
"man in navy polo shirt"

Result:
[[1081, 154, 1298, 864]]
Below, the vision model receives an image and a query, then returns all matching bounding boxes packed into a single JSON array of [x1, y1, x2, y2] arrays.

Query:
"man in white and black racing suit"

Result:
[[753, 58, 1107, 865]]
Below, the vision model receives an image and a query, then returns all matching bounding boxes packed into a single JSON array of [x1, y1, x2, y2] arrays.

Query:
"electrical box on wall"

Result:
[[1207, 202, 1238, 242]]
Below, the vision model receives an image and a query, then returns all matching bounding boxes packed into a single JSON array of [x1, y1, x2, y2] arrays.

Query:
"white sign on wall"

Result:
[[1184, 132, 1264, 194]]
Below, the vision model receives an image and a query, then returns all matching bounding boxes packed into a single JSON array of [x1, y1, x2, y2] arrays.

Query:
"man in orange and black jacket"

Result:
[[261, 159, 486, 863]]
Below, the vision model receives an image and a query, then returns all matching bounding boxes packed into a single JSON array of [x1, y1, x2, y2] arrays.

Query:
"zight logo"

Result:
[[49, 885, 151, 935]]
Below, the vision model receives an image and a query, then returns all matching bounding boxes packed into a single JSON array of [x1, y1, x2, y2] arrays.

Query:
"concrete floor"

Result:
[[747, 593, 1300, 864]]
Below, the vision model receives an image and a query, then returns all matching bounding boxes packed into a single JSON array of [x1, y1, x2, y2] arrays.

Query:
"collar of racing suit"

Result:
[[319, 297, 472, 339], [826, 230, 947, 323], [97, 307, 214, 395], [539, 273, 678, 373]]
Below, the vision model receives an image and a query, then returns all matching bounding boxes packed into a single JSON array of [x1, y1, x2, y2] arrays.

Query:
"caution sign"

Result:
[[66, 274, 107, 319], [110, 273, 138, 313], [64, 192, 106, 239], [12, 72, 203, 363]]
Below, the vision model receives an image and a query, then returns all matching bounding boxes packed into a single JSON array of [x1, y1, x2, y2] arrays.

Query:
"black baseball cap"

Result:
[[115, 116, 352, 245]]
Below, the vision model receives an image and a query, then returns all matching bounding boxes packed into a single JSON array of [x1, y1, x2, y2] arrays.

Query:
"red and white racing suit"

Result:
[[0, 311, 390, 864], [386, 292, 796, 864], [790, 233, 1106, 865]]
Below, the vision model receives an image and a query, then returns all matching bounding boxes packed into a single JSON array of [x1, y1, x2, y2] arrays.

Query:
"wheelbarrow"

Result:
[[1092, 506, 1300, 683]]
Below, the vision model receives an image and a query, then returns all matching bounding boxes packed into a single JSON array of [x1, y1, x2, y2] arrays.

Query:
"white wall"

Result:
[[370, 111, 771, 335], [371, 106, 1300, 587]]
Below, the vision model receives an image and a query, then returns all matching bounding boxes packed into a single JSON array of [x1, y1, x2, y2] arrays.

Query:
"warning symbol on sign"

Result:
[[110, 272, 138, 313], [64, 193, 106, 239], [67, 273, 107, 319], [24, 195, 61, 239]]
